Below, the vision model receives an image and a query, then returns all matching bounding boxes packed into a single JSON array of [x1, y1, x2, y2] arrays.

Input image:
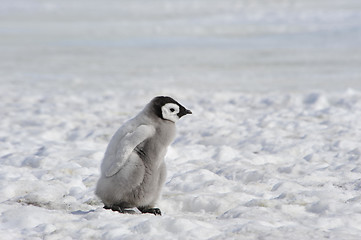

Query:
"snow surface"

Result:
[[1, 0, 361, 239], [2, 88, 361, 239]]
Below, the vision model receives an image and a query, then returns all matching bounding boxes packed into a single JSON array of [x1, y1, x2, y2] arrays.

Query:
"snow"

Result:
[[2, 90, 361, 239], [1, 0, 361, 239]]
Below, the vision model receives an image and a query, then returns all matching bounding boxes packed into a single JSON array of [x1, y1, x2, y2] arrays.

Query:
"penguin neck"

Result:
[[158, 120, 176, 146]]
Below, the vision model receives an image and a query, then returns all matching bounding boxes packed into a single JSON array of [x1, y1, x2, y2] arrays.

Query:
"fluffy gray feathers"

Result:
[[95, 96, 191, 214]]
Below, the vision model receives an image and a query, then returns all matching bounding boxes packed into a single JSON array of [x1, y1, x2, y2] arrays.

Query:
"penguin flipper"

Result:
[[105, 125, 155, 177]]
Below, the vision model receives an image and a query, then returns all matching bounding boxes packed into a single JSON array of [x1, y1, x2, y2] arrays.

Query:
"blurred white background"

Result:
[[1, 0, 360, 93]]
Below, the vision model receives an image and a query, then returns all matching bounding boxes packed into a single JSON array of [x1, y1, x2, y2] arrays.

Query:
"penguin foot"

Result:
[[138, 207, 162, 216], [104, 205, 136, 214]]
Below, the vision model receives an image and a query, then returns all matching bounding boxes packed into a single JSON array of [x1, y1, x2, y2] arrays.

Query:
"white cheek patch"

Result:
[[161, 103, 180, 122]]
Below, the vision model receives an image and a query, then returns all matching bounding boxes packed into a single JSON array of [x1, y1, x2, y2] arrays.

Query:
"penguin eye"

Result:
[[170, 108, 175, 112]]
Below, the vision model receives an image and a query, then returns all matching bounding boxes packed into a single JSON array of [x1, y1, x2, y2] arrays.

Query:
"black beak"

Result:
[[178, 107, 192, 118]]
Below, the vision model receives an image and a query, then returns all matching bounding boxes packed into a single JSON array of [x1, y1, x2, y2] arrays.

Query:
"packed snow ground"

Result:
[[1, 88, 361, 239]]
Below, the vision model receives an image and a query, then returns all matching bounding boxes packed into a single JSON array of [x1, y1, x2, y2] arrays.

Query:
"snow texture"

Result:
[[2, 89, 361, 239], [1, 0, 361, 239]]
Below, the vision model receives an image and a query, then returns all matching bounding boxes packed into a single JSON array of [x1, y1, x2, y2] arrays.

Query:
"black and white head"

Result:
[[150, 96, 192, 123]]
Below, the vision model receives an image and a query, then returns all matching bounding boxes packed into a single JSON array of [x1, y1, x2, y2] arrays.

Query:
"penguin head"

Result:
[[151, 96, 192, 123]]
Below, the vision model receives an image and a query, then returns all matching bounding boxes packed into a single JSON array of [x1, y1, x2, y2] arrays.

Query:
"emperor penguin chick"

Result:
[[95, 96, 192, 215]]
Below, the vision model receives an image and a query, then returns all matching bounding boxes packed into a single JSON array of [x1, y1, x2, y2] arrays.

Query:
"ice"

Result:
[[1, 0, 361, 239]]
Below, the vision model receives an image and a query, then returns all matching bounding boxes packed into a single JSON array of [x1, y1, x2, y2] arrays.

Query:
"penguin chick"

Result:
[[95, 96, 192, 215]]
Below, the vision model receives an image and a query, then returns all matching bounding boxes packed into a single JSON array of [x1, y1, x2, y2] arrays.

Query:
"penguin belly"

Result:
[[95, 152, 144, 207], [126, 157, 167, 208], [95, 151, 166, 208]]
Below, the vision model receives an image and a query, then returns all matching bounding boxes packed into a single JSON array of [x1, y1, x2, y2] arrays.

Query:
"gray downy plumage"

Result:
[[95, 96, 192, 215]]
